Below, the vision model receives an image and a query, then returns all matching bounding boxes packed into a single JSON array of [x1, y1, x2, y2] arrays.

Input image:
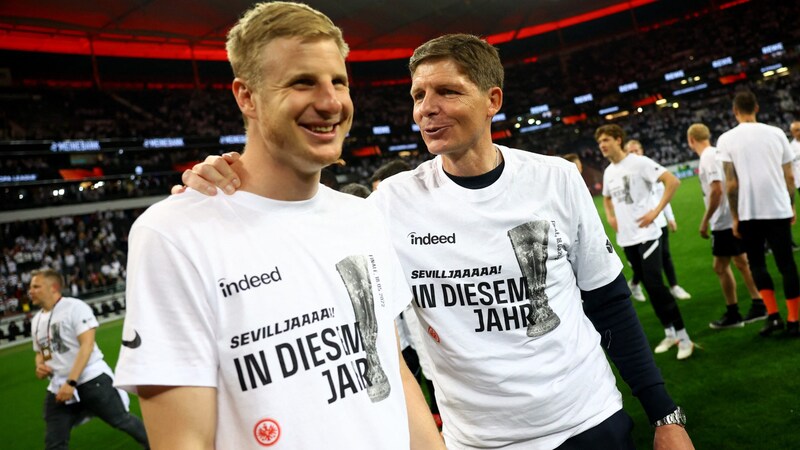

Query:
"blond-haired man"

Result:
[[30, 269, 148, 449], [114, 3, 443, 449]]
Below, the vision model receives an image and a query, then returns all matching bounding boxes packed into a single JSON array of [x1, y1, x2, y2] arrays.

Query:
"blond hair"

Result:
[[226, 2, 349, 89], [687, 123, 711, 141], [31, 268, 64, 290]]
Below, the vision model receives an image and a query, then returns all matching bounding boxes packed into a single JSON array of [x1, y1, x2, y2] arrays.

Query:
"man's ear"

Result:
[[487, 86, 503, 117], [232, 78, 258, 121]]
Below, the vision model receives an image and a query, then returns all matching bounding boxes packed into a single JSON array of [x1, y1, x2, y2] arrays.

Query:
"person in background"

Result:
[[687, 123, 766, 329], [624, 139, 692, 302], [717, 90, 799, 337], [562, 152, 583, 174], [600, 124, 695, 360], [30, 268, 149, 450]]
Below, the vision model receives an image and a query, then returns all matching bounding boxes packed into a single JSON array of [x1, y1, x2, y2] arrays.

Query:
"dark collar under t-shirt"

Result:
[[443, 159, 505, 189]]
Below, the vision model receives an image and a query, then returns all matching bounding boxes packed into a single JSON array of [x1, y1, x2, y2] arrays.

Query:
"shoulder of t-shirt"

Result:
[[133, 189, 219, 231], [61, 297, 92, 314], [501, 146, 579, 181], [371, 158, 435, 195]]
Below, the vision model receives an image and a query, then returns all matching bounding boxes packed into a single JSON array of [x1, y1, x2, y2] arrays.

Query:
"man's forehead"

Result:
[[412, 58, 467, 81]]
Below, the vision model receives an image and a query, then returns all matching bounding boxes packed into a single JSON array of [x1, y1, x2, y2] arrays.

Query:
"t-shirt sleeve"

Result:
[[567, 169, 623, 290], [716, 136, 732, 162], [114, 224, 218, 394], [705, 152, 724, 183], [639, 156, 667, 184], [72, 300, 99, 336], [778, 131, 794, 165]]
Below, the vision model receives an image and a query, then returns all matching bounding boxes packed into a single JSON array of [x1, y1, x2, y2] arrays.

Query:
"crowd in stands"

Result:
[[0, 210, 140, 319]]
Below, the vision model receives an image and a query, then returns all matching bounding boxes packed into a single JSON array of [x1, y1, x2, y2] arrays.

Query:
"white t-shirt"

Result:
[[716, 122, 794, 221], [115, 187, 411, 450], [652, 182, 674, 228], [369, 146, 623, 450], [791, 139, 800, 190], [698, 146, 733, 231], [602, 154, 666, 247], [32, 297, 113, 393]]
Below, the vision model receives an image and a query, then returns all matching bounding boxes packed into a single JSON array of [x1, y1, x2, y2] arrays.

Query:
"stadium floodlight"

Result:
[[492, 113, 507, 122], [598, 106, 619, 115], [411, 124, 420, 132]]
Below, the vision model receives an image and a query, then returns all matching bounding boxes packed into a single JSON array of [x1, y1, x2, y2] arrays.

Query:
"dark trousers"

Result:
[[624, 240, 685, 330], [402, 346, 439, 414], [632, 226, 677, 286], [43, 373, 149, 450], [739, 219, 800, 298], [556, 409, 635, 449]]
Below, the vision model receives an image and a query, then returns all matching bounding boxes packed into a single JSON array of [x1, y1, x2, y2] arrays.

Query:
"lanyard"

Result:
[[34, 297, 61, 349]]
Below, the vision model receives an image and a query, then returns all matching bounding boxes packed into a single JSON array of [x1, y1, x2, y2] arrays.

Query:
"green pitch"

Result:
[[1, 176, 799, 449]]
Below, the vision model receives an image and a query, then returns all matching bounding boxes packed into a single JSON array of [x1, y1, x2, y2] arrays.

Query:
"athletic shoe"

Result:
[[709, 311, 744, 329], [670, 285, 692, 300], [654, 337, 678, 354], [743, 304, 768, 324], [759, 315, 785, 336], [787, 322, 799, 337], [676, 339, 694, 360], [628, 281, 646, 302]]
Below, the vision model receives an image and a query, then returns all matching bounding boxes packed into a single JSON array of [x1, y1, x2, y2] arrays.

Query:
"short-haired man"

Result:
[[717, 90, 800, 337], [599, 124, 695, 360], [114, 3, 444, 449], [623, 139, 692, 302], [30, 269, 149, 449], [370, 159, 412, 191], [687, 123, 766, 328], [181, 34, 694, 449]]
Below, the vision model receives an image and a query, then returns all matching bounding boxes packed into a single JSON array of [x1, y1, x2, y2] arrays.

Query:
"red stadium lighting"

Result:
[[491, 130, 511, 140]]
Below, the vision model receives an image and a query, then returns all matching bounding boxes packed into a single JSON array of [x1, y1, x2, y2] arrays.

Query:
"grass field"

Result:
[[2, 175, 799, 449]]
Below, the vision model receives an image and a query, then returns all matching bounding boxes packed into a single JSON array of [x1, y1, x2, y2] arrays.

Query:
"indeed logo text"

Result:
[[408, 232, 456, 246], [219, 266, 282, 298]]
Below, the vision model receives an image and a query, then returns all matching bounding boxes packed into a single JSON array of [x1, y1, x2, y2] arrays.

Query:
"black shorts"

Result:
[[711, 229, 745, 257]]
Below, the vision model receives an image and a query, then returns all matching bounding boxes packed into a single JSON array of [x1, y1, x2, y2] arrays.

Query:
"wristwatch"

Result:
[[653, 406, 686, 427], [66, 379, 78, 387]]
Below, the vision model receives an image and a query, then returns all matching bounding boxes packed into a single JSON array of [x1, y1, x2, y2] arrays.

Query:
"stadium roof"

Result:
[[0, 0, 653, 62]]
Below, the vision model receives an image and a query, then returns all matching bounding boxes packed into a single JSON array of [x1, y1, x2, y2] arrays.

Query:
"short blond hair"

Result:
[[687, 123, 711, 141], [624, 139, 643, 154], [31, 268, 64, 290], [226, 2, 349, 89]]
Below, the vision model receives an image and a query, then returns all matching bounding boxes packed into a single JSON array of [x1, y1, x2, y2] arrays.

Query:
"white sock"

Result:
[[675, 328, 690, 342], [664, 326, 676, 339]]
